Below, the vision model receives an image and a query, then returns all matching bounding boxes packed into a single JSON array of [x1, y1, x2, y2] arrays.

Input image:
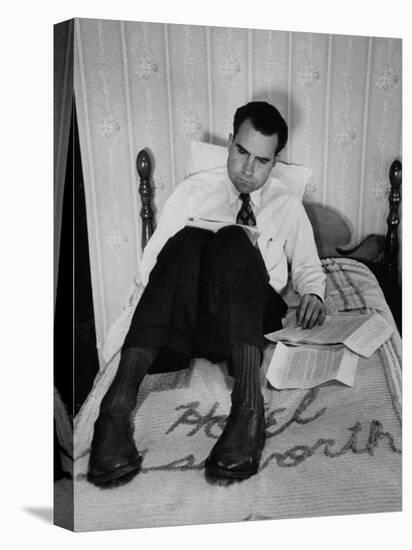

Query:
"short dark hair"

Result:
[[233, 101, 288, 156]]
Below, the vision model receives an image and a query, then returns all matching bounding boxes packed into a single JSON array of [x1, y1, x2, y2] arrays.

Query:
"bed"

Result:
[[55, 147, 402, 531]]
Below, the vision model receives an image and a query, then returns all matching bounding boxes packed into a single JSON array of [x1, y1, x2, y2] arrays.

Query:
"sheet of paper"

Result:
[[186, 218, 260, 244], [266, 342, 359, 390], [343, 313, 394, 357], [265, 312, 393, 358]]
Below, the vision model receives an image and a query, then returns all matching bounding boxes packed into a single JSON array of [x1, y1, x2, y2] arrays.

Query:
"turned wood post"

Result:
[[136, 150, 154, 250], [384, 159, 402, 287]]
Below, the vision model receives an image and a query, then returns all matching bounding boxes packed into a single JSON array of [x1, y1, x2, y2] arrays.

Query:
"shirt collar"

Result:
[[225, 170, 263, 208]]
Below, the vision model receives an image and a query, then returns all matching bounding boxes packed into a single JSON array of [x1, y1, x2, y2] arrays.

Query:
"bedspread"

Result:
[[55, 258, 401, 531]]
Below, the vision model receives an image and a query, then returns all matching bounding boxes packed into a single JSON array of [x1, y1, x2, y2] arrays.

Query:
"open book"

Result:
[[265, 312, 393, 358], [186, 218, 260, 245]]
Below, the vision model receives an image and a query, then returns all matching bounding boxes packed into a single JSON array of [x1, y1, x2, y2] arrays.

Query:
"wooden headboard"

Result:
[[135, 150, 402, 293]]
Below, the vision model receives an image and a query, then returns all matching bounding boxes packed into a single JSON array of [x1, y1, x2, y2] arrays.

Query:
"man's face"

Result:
[[227, 119, 278, 194]]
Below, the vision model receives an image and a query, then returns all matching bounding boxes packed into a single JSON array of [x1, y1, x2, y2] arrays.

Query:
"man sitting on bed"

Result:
[[87, 101, 327, 487]]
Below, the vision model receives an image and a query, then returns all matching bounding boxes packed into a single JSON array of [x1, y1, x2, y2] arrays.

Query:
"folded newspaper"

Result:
[[186, 218, 260, 245], [266, 342, 359, 390], [265, 313, 393, 390]]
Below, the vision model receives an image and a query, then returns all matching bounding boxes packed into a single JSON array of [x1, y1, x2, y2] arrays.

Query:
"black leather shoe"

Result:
[[87, 410, 142, 488], [205, 402, 266, 480]]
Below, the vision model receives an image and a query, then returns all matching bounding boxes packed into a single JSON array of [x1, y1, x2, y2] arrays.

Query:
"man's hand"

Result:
[[296, 294, 326, 329]]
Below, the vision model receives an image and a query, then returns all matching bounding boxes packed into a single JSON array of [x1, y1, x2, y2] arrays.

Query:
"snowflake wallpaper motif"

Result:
[[370, 180, 391, 200], [99, 117, 121, 139], [105, 228, 129, 251], [220, 56, 242, 80], [135, 50, 159, 80], [179, 109, 203, 139], [334, 125, 357, 148], [298, 64, 321, 88], [375, 67, 400, 92], [152, 176, 166, 191]]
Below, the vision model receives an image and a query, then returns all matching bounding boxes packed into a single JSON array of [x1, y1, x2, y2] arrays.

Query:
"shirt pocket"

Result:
[[258, 234, 285, 271], [259, 234, 284, 271]]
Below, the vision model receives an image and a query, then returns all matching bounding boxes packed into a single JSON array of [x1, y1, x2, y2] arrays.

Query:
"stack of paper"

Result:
[[265, 313, 393, 390]]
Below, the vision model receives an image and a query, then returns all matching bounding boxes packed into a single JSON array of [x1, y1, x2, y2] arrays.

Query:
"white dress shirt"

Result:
[[139, 166, 325, 300]]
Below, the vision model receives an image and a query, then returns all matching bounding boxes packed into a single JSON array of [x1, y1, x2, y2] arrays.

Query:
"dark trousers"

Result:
[[123, 226, 287, 375]]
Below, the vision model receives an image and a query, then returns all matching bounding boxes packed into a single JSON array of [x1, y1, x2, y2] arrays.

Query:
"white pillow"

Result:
[[186, 140, 313, 201]]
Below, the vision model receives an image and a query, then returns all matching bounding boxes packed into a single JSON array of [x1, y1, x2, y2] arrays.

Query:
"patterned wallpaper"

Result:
[[72, 18, 401, 364]]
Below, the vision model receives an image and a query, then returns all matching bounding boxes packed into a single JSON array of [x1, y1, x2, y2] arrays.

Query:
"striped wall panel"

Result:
[[73, 18, 402, 365]]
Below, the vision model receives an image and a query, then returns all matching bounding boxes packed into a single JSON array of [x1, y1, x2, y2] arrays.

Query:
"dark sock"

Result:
[[231, 343, 263, 409], [100, 346, 160, 413]]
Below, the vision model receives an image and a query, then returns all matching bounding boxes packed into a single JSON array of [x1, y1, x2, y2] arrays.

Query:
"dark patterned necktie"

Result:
[[236, 193, 256, 227]]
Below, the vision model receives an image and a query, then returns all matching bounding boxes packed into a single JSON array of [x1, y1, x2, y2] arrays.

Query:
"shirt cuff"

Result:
[[301, 284, 325, 302], [309, 293, 324, 303]]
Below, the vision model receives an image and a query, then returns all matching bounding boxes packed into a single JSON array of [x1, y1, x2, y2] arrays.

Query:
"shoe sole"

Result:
[[87, 455, 142, 488], [204, 460, 258, 480]]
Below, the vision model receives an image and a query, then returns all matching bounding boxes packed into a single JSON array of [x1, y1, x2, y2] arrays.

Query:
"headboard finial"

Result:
[[136, 150, 151, 181], [136, 149, 154, 250], [389, 159, 402, 191]]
